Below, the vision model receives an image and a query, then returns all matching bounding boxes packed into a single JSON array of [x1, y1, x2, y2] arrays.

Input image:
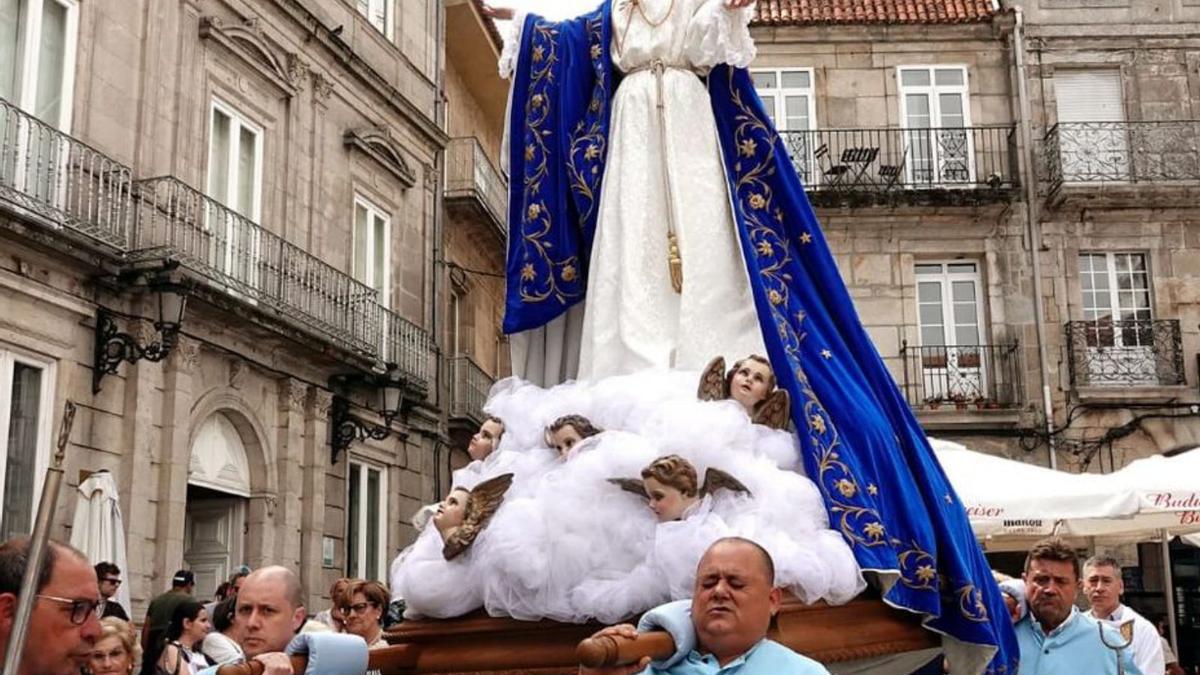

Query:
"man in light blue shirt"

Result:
[[579, 537, 829, 674], [1014, 538, 1141, 675]]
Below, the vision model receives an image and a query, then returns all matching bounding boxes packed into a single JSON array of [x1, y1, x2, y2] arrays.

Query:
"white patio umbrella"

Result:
[[69, 470, 130, 613], [929, 439, 1141, 538]]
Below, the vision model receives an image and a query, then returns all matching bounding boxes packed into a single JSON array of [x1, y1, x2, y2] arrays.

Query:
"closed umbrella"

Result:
[[69, 470, 130, 613]]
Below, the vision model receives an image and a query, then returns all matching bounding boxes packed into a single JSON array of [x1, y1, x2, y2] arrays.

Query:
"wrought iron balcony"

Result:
[[131, 176, 382, 356], [899, 342, 1022, 409], [777, 125, 1018, 205], [449, 355, 495, 424], [444, 136, 506, 237], [381, 306, 433, 393], [1046, 121, 1200, 191], [0, 98, 134, 251], [1065, 319, 1185, 388]]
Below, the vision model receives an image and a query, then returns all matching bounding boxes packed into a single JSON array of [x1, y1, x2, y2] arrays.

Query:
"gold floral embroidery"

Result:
[[748, 193, 766, 209], [768, 289, 782, 305], [834, 478, 857, 498], [756, 241, 773, 257], [562, 264, 577, 282], [533, 45, 545, 62], [809, 414, 826, 435], [916, 565, 936, 583], [738, 139, 757, 157], [867, 483, 878, 495], [820, 349, 832, 359], [864, 522, 885, 541], [799, 231, 813, 244], [521, 263, 536, 281]]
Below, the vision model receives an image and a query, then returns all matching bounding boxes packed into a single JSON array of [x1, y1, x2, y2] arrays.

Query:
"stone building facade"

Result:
[[0, 0, 482, 614], [751, 0, 1200, 474]]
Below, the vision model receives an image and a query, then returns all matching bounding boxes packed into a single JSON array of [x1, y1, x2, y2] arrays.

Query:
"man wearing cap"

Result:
[[140, 569, 195, 669]]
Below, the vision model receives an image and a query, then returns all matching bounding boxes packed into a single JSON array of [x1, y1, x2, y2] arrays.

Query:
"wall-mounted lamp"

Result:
[[329, 364, 406, 463], [92, 269, 190, 394]]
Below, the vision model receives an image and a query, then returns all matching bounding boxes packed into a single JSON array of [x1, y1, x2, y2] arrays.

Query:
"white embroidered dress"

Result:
[[503, 0, 766, 383]]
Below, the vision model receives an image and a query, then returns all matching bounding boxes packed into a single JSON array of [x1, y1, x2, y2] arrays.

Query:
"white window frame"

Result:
[[206, 98, 264, 222], [913, 261, 987, 402], [897, 65, 974, 186], [0, 346, 55, 540], [751, 68, 817, 183], [356, 0, 394, 41], [1079, 252, 1153, 326], [346, 458, 388, 582], [4, 0, 79, 130], [352, 193, 392, 308]]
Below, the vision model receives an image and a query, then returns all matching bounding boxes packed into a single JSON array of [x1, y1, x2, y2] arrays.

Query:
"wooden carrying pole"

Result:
[[215, 645, 419, 675], [576, 631, 675, 668]]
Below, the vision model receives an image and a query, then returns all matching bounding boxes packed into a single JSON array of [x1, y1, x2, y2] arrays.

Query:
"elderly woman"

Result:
[[89, 617, 141, 675], [313, 577, 352, 632], [341, 579, 389, 649]]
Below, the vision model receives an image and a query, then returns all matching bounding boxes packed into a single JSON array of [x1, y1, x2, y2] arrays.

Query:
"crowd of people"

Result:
[[0, 522, 1192, 674]]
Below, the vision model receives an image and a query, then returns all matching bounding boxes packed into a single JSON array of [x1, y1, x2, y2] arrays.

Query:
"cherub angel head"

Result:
[[467, 415, 505, 462], [611, 456, 752, 523], [725, 355, 776, 412], [432, 473, 514, 560], [698, 355, 790, 430], [641, 455, 700, 522], [545, 414, 603, 460]]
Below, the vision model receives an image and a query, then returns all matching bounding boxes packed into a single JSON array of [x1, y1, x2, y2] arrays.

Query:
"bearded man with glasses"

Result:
[[0, 536, 103, 675]]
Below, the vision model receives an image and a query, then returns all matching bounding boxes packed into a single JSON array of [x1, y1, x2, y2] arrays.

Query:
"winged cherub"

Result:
[[697, 355, 791, 430], [609, 454, 752, 522], [544, 413, 603, 460], [432, 473, 514, 560]]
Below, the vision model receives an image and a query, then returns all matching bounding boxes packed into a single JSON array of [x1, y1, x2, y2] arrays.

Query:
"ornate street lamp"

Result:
[[92, 270, 190, 394], [329, 364, 406, 464]]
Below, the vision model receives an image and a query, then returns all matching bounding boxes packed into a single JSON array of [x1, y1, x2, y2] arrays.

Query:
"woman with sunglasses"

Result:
[[88, 617, 140, 675], [340, 580, 389, 649]]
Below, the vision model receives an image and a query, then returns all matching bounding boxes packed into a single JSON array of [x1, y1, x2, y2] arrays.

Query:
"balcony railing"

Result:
[[0, 98, 134, 250], [132, 176, 382, 356], [899, 342, 1022, 409], [449, 355, 494, 423], [1065, 319, 1185, 388], [381, 306, 433, 390], [1046, 121, 1200, 191], [778, 125, 1018, 201], [444, 137, 506, 235]]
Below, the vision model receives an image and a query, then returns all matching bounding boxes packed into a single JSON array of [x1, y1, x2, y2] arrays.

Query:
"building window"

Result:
[[0, 0, 78, 128], [1079, 252, 1151, 337], [897, 66, 972, 185], [356, 0, 393, 40], [752, 68, 816, 182], [914, 262, 985, 401], [353, 194, 391, 306], [206, 99, 262, 220], [1054, 70, 1126, 182], [0, 347, 54, 542], [347, 459, 387, 581]]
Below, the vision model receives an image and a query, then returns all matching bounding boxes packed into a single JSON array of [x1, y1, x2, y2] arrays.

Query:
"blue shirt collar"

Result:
[[687, 638, 769, 670]]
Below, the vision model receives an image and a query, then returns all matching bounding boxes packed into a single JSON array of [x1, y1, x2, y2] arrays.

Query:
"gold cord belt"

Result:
[[628, 59, 690, 293]]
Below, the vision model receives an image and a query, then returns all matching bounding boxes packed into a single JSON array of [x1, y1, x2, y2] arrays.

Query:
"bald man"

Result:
[[199, 566, 307, 675], [582, 537, 830, 674]]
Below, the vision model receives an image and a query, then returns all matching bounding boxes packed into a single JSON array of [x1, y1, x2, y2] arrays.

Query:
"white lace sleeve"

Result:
[[498, 11, 529, 79], [685, 0, 757, 70]]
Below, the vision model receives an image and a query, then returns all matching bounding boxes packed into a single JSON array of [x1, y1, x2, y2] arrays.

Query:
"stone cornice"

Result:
[[269, 0, 449, 148], [344, 126, 417, 187], [199, 15, 302, 97]]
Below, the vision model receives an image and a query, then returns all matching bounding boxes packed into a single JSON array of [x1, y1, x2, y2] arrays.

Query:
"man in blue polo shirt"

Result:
[[580, 537, 829, 675], [1015, 538, 1141, 675]]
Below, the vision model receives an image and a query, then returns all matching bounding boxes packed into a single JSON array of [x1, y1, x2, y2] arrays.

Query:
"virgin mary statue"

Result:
[[495, 1, 1018, 672]]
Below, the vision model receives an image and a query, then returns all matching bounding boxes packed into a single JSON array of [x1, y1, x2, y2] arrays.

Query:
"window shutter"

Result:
[[1055, 70, 1124, 123]]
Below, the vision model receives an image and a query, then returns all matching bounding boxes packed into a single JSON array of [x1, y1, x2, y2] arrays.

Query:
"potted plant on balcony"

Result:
[[924, 395, 944, 410], [951, 393, 969, 411], [957, 352, 981, 369]]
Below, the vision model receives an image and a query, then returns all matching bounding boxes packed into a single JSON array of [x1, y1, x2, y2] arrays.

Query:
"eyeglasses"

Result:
[[37, 594, 102, 625], [339, 602, 377, 615], [100, 577, 122, 585]]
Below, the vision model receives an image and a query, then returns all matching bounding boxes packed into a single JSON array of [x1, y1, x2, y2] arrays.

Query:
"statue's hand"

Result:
[[481, 3, 516, 20]]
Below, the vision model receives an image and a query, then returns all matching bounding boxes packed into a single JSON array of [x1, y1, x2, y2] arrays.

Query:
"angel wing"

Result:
[[442, 473, 514, 560], [700, 467, 753, 499], [606, 477, 649, 500], [752, 389, 791, 431], [697, 356, 727, 401]]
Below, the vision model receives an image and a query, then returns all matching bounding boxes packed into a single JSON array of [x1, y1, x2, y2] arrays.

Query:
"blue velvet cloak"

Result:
[[502, 4, 1018, 672]]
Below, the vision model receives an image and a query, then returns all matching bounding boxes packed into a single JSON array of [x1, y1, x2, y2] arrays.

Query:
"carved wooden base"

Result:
[[384, 593, 937, 673]]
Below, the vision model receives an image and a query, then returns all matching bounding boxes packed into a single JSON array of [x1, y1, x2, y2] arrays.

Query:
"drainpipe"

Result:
[[1010, 5, 1058, 470], [432, 0, 449, 497]]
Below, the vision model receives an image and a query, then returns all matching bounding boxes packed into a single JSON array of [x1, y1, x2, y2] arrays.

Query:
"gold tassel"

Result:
[[668, 231, 682, 293]]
